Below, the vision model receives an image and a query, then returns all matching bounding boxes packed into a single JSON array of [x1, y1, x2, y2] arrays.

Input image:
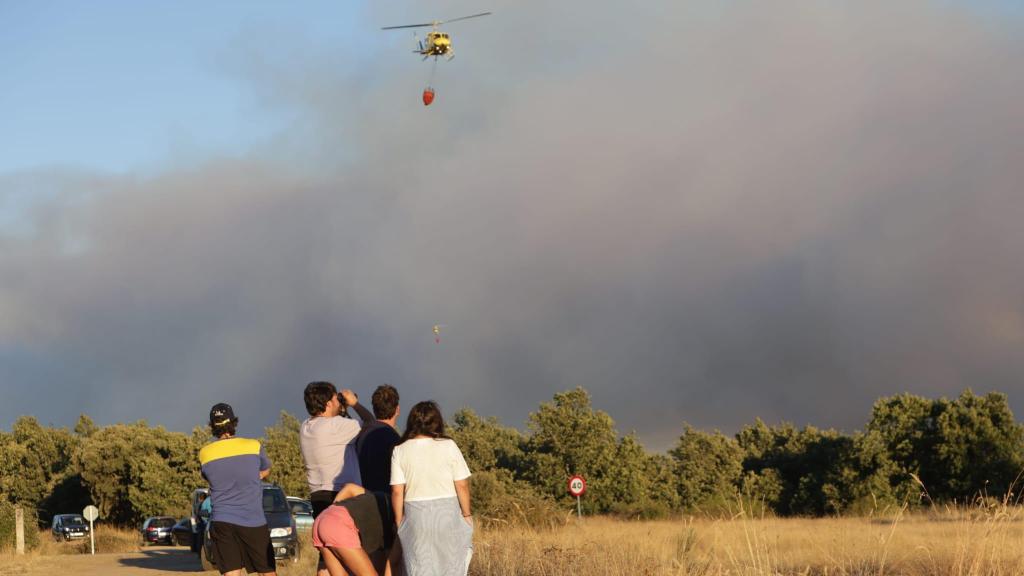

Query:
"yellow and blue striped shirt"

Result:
[[200, 437, 270, 527]]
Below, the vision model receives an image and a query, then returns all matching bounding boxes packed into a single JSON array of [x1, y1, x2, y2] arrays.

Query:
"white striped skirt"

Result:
[[398, 497, 473, 576]]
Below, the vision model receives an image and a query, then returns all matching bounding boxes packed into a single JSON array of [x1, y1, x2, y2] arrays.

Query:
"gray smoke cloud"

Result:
[[2, 1, 1023, 450]]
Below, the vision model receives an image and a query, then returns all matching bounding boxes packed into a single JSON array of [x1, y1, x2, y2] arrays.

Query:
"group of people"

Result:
[[198, 382, 473, 576]]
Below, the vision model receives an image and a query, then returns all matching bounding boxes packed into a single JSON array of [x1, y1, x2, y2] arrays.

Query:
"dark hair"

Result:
[[372, 384, 400, 420], [400, 400, 449, 443], [304, 381, 337, 416], [211, 419, 237, 438]]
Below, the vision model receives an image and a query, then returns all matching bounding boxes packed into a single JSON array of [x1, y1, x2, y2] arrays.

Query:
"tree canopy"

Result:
[[3, 386, 1024, 550]]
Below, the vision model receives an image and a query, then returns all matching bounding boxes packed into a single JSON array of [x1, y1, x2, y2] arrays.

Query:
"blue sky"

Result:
[[0, 1, 370, 174], [1, 1, 1019, 175]]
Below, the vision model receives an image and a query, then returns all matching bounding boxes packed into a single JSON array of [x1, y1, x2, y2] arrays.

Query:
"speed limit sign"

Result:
[[568, 474, 586, 518], [567, 475, 587, 497]]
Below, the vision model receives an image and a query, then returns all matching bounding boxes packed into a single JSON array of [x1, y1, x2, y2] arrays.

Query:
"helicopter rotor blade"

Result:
[[381, 22, 436, 30], [439, 12, 492, 25]]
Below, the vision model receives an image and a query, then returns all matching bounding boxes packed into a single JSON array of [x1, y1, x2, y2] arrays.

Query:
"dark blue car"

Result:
[[198, 483, 298, 571], [51, 514, 90, 542]]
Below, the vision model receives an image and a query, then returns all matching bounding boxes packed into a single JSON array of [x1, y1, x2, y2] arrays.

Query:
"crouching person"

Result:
[[312, 484, 394, 576]]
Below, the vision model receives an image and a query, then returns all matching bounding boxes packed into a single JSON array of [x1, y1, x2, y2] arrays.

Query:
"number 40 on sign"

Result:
[[567, 474, 586, 518]]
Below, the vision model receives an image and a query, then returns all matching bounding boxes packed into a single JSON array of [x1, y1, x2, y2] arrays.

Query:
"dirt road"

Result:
[[1, 546, 202, 576]]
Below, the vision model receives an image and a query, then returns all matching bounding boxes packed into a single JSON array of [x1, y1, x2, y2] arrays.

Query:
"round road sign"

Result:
[[83, 505, 99, 522], [567, 475, 586, 497]]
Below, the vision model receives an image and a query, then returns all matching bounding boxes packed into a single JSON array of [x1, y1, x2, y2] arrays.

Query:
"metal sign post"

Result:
[[83, 505, 99, 555], [567, 475, 587, 519]]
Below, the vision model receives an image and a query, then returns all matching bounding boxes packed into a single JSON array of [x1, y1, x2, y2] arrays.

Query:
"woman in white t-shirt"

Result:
[[390, 401, 473, 576]]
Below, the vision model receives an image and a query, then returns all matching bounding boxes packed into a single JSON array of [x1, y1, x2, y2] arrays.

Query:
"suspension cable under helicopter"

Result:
[[428, 56, 438, 88]]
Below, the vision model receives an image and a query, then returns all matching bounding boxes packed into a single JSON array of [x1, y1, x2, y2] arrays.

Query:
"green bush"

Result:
[[0, 500, 40, 551], [470, 470, 567, 529], [607, 498, 675, 520], [5, 387, 1024, 526]]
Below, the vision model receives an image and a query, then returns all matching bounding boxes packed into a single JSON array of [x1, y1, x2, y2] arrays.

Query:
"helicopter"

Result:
[[381, 12, 492, 62]]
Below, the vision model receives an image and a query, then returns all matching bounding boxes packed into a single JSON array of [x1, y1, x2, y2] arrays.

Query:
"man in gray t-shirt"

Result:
[[299, 381, 373, 576]]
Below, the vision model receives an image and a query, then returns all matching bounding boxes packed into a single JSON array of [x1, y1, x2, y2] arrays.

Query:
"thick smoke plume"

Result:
[[2, 1, 1023, 449]]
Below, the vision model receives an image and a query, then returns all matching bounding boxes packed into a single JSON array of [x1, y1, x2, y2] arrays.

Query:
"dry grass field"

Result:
[[469, 505, 1024, 576], [6, 506, 1024, 575]]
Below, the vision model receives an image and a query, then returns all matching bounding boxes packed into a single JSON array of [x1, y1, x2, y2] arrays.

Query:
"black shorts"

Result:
[[209, 521, 276, 574], [311, 490, 339, 518]]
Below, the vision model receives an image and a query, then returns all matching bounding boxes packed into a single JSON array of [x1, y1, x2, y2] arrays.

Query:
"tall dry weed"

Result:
[[34, 525, 141, 556], [469, 495, 1024, 576]]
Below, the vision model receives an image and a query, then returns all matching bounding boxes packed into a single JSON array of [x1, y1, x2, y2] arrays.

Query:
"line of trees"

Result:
[[3, 387, 1023, 548]]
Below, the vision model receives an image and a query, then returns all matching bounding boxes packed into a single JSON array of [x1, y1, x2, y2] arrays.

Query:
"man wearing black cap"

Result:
[[199, 403, 277, 576]]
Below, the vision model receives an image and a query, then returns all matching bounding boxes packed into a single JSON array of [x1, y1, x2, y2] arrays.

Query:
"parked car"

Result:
[[189, 488, 211, 554], [286, 496, 314, 532], [51, 514, 90, 542], [171, 518, 192, 546], [199, 483, 298, 571], [141, 516, 176, 545]]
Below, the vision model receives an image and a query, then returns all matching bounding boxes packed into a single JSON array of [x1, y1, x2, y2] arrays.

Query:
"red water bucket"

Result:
[[422, 87, 435, 106]]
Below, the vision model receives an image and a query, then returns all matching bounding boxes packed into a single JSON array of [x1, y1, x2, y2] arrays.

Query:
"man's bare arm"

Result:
[[341, 389, 375, 426]]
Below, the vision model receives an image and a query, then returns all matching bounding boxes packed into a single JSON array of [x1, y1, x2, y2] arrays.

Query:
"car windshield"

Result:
[[289, 501, 312, 515], [263, 489, 288, 513], [63, 516, 85, 524], [151, 518, 175, 528]]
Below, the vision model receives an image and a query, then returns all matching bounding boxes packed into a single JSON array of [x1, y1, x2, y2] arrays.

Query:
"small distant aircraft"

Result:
[[432, 324, 447, 344], [381, 12, 492, 62]]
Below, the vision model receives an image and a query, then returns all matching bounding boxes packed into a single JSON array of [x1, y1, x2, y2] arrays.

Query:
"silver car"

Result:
[[141, 516, 176, 545], [286, 496, 314, 532]]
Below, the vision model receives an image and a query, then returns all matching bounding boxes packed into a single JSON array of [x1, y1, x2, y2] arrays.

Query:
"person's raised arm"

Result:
[[341, 389, 375, 426]]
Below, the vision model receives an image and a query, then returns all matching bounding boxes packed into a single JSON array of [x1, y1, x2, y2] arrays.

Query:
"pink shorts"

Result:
[[312, 505, 361, 549]]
